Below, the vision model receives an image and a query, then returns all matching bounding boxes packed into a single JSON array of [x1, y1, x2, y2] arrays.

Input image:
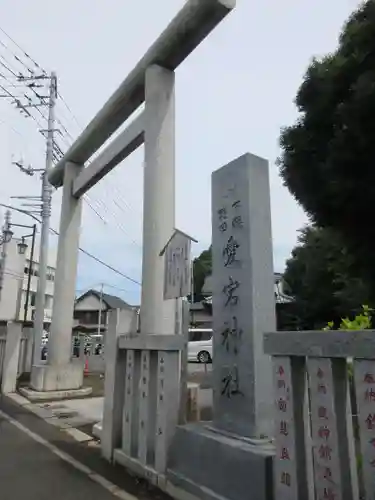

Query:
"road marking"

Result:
[[0, 408, 139, 500]]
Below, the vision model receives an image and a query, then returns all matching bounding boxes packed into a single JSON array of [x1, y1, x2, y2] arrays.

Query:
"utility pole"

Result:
[[32, 72, 57, 364], [5, 67, 59, 361], [23, 224, 37, 324], [0, 210, 13, 301], [97, 283, 104, 336], [191, 259, 195, 305]]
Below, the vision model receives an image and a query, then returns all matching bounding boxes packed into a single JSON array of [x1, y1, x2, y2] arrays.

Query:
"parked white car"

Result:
[[188, 329, 213, 363]]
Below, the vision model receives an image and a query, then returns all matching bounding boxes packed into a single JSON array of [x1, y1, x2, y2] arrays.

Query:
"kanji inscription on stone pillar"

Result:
[[307, 358, 343, 500], [353, 359, 375, 499], [272, 357, 299, 500]]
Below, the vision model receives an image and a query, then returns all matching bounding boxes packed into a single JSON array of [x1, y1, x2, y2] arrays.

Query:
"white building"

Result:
[[0, 237, 57, 326]]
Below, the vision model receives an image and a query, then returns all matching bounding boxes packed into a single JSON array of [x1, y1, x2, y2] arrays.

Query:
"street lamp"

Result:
[[17, 237, 28, 255], [0, 227, 13, 245], [0, 219, 37, 324], [0, 210, 38, 326], [9, 223, 37, 324]]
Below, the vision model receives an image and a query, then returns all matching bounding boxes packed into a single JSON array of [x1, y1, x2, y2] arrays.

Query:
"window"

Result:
[[24, 267, 29, 275], [189, 330, 212, 342], [30, 292, 36, 307], [73, 310, 99, 325], [47, 267, 55, 282], [87, 311, 99, 324]]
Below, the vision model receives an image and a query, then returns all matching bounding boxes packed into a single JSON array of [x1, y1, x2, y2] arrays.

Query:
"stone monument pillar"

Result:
[[211, 152, 275, 438], [168, 153, 275, 500]]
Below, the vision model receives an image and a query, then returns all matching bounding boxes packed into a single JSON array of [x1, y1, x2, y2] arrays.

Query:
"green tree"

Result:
[[284, 225, 371, 329], [191, 246, 212, 301], [278, 1, 375, 286]]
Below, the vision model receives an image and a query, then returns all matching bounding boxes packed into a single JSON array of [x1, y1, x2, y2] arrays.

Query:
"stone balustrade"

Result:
[[264, 329, 375, 500], [101, 308, 186, 487]]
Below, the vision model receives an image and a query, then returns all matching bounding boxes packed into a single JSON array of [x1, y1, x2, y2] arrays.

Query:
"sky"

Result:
[[0, 0, 363, 305]]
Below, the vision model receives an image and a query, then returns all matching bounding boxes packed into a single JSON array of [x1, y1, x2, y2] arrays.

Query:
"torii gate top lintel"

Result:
[[48, 0, 235, 188]]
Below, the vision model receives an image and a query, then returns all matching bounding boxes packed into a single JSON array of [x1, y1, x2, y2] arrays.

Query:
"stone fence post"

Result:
[[101, 308, 138, 461], [1, 321, 22, 394]]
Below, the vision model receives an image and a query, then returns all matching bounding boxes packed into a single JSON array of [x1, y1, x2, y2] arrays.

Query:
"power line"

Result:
[[0, 37, 142, 248], [57, 91, 82, 130], [0, 55, 18, 77], [0, 52, 77, 158], [83, 196, 107, 223], [0, 25, 46, 74], [75, 282, 133, 296], [50, 225, 142, 286], [102, 283, 133, 294], [75, 241, 141, 286], [75, 283, 102, 294], [0, 31, 143, 278], [0, 40, 32, 76], [0, 200, 141, 286]]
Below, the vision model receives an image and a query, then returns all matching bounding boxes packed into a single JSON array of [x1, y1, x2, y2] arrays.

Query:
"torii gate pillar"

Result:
[[25, 0, 236, 398], [141, 65, 176, 335]]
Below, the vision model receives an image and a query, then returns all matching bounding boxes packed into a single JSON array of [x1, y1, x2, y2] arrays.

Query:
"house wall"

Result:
[[22, 238, 56, 325], [0, 237, 57, 325], [74, 294, 110, 329], [0, 240, 25, 321], [75, 294, 109, 311]]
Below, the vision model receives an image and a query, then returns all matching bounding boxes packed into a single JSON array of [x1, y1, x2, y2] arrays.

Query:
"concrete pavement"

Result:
[[58, 363, 213, 425], [0, 395, 172, 500], [0, 362, 214, 500]]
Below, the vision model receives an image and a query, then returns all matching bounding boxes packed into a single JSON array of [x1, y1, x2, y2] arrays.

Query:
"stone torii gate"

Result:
[[29, 0, 236, 394]]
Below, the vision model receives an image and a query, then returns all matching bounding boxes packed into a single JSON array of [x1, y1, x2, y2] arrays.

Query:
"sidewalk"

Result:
[[0, 413, 116, 500], [0, 395, 171, 500]]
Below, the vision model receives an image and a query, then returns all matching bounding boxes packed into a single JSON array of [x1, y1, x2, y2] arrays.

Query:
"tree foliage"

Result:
[[284, 225, 371, 329], [192, 246, 212, 301], [278, 1, 375, 283]]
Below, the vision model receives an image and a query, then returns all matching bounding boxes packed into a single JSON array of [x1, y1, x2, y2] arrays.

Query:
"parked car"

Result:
[[41, 345, 48, 361], [187, 329, 213, 363]]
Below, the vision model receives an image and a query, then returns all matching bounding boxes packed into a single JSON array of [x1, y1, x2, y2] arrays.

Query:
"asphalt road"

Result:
[[0, 414, 116, 500], [0, 396, 172, 500]]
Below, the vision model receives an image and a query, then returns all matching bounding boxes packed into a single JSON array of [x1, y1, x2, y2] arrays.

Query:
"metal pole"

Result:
[[24, 224, 37, 324], [0, 210, 12, 301], [33, 72, 57, 365], [191, 258, 194, 305], [97, 283, 103, 336]]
